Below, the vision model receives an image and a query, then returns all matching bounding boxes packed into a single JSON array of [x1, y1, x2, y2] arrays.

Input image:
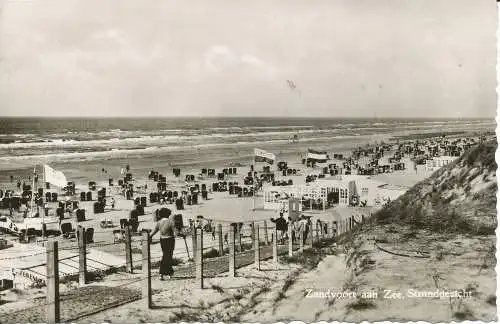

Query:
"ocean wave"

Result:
[[0, 134, 365, 164], [0, 119, 494, 148], [0, 129, 346, 149], [0, 133, 37, 137], [0, 121, 493, 150], [244, 125, 315, 130]]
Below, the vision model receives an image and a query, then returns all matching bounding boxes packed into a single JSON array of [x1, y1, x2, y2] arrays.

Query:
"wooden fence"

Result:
[[13, 213, 367, 323]]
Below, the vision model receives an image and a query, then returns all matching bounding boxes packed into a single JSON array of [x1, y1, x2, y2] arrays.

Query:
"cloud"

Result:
[[0, 0, 495, 117], [204, 45, 237, 73], [241, 54, 264, 67], [203, 46, 277, 81]]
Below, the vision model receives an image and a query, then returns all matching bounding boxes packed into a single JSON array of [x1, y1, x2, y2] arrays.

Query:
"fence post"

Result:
[[299, 227, 304, 253], [308, 224, 313, 247], [263, 220, 269, 246], [196, 227, 204, 289], [288, 224, 293, 257], [124, 225, 133, 273], [192, 228, 197, 261], [251, 221, 255, 244], [77, 226, 87, 286], [237, 225, 242, 252], [217, 224, 224, 256], [254, 225, 260, 270], [142, 231, 152, 309], [47, 240, 60, 324], [273, 225, 278, 263], [229, 224, 236, 277]]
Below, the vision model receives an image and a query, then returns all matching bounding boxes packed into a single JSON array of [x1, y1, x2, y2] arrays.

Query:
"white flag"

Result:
[[44, 164, 67, 187]]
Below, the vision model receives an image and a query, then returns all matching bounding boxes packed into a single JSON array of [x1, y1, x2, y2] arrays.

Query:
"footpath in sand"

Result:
[[0, 242, 298, 323], [81, 242, 348, 323]]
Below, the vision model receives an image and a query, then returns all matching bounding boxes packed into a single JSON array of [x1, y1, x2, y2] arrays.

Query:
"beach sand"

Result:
[[0, 135, 442, 323], [0, 140, 432, 273]]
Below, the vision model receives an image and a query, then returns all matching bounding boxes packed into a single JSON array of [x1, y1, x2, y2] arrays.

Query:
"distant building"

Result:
[[426, 156, 458, 172], [262, 175, 406, 210]]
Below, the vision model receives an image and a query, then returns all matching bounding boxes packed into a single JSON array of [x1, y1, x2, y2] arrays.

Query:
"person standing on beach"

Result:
[[150, 211, 183, 280], [271, 213, 288, 244], [10, 175, 13, 183], [110, 197, 115, 209], [298, 216, 309, 245]]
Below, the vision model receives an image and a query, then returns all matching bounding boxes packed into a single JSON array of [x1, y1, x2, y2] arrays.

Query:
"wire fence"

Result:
[[0, 211, 369, 323]]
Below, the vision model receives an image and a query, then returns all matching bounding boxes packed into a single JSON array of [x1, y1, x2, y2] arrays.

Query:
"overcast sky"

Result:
[[0, 0, 496, 118]]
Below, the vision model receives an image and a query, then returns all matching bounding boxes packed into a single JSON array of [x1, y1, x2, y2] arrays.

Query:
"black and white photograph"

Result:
[[0, 0, 497, 322]]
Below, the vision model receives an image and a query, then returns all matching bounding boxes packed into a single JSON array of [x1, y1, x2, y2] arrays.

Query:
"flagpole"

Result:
[[42, 164, 45, 226], [30, 166, 36, 218], [252, 155, 256, 211]]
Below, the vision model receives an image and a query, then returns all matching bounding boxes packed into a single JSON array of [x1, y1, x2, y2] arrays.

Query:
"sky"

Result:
[[0, 0, 497, 118]]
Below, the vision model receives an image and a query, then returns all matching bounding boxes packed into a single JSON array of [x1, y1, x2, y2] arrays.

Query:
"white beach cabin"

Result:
[[425, 156, 458, 172]]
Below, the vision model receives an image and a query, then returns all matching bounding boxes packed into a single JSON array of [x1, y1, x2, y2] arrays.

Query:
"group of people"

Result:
[[270, 212, 314, 245], [120, 164, 131, 176], [10, 174, 38, 187]]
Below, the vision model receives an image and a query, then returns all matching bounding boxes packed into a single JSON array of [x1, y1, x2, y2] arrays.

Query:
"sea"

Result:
[[0, 117, 494, 184]]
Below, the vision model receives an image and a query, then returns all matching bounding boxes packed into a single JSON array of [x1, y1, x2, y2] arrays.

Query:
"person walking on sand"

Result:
[[150, 210, 184, 280]]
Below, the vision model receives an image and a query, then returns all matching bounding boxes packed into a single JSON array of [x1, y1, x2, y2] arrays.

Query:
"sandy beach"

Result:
[[0, 121, 495, 323], [0, 133, 423, 280], [0, 127, 469, 276]]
